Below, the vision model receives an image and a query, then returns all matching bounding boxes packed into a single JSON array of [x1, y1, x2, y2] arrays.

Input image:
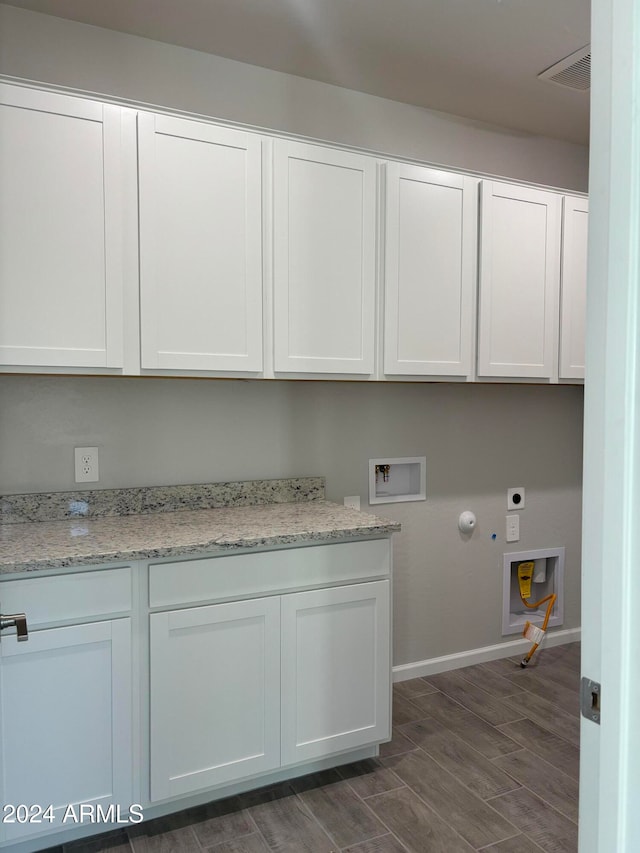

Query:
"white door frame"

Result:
[[580, 1, 640, 850]]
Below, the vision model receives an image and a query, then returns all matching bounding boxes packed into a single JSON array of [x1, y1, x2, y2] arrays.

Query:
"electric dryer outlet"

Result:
[[507, 487, 525, 510]]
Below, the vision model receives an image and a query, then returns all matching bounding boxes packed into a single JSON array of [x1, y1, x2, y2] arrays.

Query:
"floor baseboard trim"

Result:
[[392, 627, 581, 682]]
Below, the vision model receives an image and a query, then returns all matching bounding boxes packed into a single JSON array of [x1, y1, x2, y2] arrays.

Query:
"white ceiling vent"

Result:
[[538, 45, 590, 91]]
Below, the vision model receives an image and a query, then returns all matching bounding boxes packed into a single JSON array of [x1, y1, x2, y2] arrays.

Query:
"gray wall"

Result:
[[0, 6, 585, 667], [0, 5, 589, 190], [0, 376, 584, 666]]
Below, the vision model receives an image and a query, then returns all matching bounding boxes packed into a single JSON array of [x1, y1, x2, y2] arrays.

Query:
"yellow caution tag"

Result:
[[518, 561, 535, 599]]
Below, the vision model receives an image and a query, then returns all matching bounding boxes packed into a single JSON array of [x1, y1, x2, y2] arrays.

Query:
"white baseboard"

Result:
[[392, 627, 581, 682]]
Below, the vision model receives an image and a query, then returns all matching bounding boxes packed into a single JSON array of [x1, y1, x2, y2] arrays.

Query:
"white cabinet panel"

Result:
[[150, 596, 280, 801], [273, 141, 376, 374], [0, 85, 124, 369], [281, 580, 390, 765], [560, 196, 588, 380], [0, 619, 132, 842], [139, 114, 263, 372], [478, 181, 561, 378], [384, 164, 476, 376], [0, 567, 132, 626], [149, 539, 391, 608]]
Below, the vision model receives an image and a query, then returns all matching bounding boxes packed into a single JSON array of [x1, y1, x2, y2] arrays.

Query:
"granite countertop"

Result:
[[0, 478, 400, 575]]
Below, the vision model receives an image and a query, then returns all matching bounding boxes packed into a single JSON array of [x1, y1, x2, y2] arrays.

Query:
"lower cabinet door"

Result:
[[0, 619, 132, 843], [150, 596, 281, 801], [280, 581, 391, 766]]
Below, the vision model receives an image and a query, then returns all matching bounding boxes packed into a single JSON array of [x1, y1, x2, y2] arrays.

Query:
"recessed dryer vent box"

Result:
[[369, 457, 426, 504], [502, 547, 565, 636]]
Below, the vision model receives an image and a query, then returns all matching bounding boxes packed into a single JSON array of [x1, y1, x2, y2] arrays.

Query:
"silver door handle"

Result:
[[0, 613, 29, 641]]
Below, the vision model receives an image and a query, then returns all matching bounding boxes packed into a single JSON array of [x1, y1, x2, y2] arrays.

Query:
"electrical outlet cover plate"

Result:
[[507, 487, 525, 510], [74, 446, 99, 483], [506, 514, 520, 542]]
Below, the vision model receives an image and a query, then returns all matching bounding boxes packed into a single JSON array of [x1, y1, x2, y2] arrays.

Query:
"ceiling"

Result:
[[0, 0, 591, 144]]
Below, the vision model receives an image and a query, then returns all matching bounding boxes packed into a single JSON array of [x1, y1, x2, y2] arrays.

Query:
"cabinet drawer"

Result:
[[0, 567, 133, 627], [149, 539, 390, 607]]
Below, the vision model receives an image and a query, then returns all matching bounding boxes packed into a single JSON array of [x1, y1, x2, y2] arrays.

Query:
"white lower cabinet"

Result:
[[148, 544, 392, 802], [281, 581, 390, 765], [0, 618, 132, 844], [0, 567, 133, 847], [149, 596, 281, 801], [0, 542, 392, 849]]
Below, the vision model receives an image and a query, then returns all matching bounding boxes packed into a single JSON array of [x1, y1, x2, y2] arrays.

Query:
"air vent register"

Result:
[[538, 45, 590, 91]]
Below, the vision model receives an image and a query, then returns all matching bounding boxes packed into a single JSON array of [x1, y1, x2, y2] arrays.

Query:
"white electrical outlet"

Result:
[[506, 514, 520, 542], [74, 447, 99, 483], [344, 496, 361, 511]]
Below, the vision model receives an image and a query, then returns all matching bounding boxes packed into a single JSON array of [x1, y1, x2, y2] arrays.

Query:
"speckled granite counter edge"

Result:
[[3, 522, 400, 574], [0, 477, 325, 524]]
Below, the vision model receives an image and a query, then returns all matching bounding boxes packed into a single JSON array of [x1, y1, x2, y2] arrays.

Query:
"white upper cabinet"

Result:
[[384, 164, 477, 377], [478, 181, 562, 379], [273, 140, 377, 375], [138, 113, 263, 372], [559, 196, 588, 380], [1, 82, 588, 385], [0, 85, 124, 369]]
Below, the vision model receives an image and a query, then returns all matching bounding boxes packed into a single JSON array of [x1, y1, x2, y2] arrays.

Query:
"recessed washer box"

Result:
[[502, 546, 565, 636], [369, 456, 426, 504]]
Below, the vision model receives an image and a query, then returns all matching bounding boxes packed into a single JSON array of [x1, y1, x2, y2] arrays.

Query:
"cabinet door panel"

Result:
[[0, 84, 124, 368], [139, 114, 262, 372], [0, 619, 132, 842], [150, 596, 280, 801], [281, 581, 390, 765], [560, 196, 588, 380], [273, 141, 376, 374], [384, 164, 476, 376], [478, 181, 561, 378]]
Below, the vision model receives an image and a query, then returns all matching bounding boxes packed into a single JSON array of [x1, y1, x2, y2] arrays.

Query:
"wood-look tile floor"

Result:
[[51, 642, 581, 853]]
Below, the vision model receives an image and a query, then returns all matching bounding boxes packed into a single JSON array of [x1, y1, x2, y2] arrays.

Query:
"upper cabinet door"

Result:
[[384, 164, 477, 377], [478, 181, 562, 379], [559, 196, 588, 380], [0, 85, 124, 369], [138, 114, 263, 372], [273, 140, 376, 375]]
